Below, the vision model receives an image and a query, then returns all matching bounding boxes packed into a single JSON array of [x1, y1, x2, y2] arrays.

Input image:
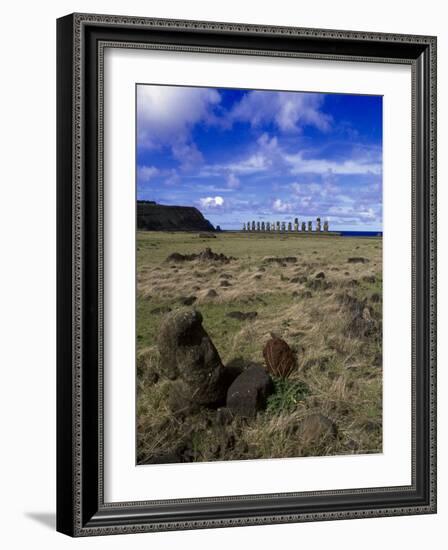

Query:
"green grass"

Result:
[[136, 231, 383, 463], [266, 378, 310, 414]]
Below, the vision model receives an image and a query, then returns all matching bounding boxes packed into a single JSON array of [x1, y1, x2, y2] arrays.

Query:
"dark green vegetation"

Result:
[[136, 231, 382, 464]]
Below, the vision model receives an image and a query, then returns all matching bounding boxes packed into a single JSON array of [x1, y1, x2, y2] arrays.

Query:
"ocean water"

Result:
[[339, 231, 383, 237]]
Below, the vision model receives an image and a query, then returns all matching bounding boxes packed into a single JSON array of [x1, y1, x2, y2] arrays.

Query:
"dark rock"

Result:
[[297, 413, 338, 445], [348, 257, 369, 264], [179, 296, 197, 306], [220, 361, 244, 388], [362, 275, 376, 283], [226, 311, 258, 321], [315, 271, 325, 279], [198, 248, 234, 262], [370, 292, 381, 303], [205, 289, 218, 298], [157, 308, 227, 404], [137, 201, 215, 232], [150, 306, 172, 315], [224, 357, 259, 373], [263, 336, 297, 378], [166, 252, 189, 263], [226, 365, 273, 417], [166, 248, 234, 263], [220, 280, 232, 287]]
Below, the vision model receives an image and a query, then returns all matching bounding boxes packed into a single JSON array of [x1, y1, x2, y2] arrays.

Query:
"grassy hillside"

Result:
[[136, 231, 382, 464]]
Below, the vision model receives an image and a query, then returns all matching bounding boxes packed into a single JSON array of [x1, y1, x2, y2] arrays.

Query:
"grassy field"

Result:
[[136, 231, 383, 464]]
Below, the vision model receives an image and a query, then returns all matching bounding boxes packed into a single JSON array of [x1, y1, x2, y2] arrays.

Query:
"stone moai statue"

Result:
[[302, 221, 306, 232], [281, 221, 286, 232], [252, 221, 256, 231], [308, 221, 313, 232], [256, 221, 260, 232], [266, 221, 271, 231], [288, 222, 292, 232], [316, 217, 322, 232], [294, 217, 299, 232], [247, 221, 251, 231], [276, 221, 280, 231], [243, 223, 246, 231], [323, 220, 329, 232], [261, 221, 265, 231]]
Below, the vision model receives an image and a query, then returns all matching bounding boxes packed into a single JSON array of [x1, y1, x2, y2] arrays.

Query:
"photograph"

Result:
[[135, 84, 383, 465], [55, 10, 437, 537]]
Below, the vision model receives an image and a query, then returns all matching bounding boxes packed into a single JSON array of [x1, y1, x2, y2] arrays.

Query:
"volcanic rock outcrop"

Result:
[[137, 201, 215, 232]]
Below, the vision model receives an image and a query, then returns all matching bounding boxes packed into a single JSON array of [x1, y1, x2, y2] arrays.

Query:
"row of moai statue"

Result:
[[243, 217, 329, 232]]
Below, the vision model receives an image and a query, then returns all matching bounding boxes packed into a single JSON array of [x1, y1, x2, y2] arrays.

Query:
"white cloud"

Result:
[[227, 153, 271, 174], [172, 142, 204, 170], [164, 170, 180, 187], [285, 152, 381, 175], [272, 198, 293, 212], [328, 205, 378, 222], [199, 196, 224, 209], [137, 165, 159, 182], [201, 133, 280, 177], [291, 181, 332, 198], [230, 91, 332, 133], [137, 85, 220, 151]]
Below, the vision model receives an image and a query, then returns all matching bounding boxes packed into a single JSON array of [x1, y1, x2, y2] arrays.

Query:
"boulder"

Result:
[[347, 257, 369, 264], [226, 365, 273, 417], [157, 308, 227, 405], [263, 336, 297, 378]]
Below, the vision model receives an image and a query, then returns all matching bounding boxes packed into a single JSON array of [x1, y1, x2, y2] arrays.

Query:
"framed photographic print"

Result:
[[56, 13, 437, 536]]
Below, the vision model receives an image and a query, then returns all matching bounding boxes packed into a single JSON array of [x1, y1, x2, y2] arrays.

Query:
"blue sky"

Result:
[[136, 85, 382, 231]]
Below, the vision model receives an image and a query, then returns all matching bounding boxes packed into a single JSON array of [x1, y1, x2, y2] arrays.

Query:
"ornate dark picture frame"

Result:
[[56, 13, 437, 537]]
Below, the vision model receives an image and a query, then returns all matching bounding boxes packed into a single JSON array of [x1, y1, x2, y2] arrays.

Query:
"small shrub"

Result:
[[266, 378, 310, 415]]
